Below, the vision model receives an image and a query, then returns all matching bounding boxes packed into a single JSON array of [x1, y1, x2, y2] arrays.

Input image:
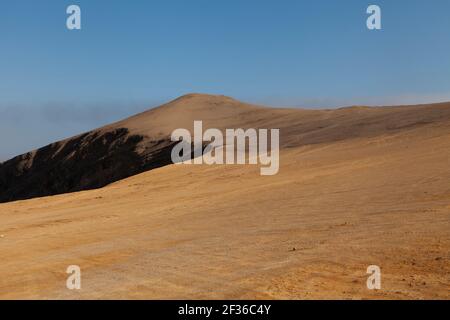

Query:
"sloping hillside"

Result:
[[0, 107, 449, 299], [1, 94, 450, 203]]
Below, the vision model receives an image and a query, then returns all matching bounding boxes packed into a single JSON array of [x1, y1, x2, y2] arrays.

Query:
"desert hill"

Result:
[[0, 95, 449, 298], [1, 93, 450, 203]]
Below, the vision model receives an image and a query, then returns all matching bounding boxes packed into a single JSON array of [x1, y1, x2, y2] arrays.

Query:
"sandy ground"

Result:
[[0, 115, 449, 299]]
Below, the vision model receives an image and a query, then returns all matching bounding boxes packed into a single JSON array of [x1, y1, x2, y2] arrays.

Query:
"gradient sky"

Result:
[[1, 0, 450, 160]]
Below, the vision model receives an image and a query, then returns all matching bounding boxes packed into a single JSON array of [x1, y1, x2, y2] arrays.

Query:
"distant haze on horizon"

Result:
[[1, 0, 450, 161]]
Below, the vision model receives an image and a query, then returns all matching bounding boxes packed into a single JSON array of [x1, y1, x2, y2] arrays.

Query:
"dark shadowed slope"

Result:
[[1, 93, 450, 203], [0, 129, 176, 203]]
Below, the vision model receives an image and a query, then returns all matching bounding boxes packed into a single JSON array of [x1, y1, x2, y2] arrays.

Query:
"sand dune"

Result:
[[3, 94, 450, 203], [0, 95, 449, 299]]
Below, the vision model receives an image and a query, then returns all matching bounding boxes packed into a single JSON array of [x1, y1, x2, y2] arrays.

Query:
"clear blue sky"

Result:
[[1, 0, 450, 160]]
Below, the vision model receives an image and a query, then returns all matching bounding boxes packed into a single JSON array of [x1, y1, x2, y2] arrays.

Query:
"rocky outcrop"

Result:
[[0, 128, 175, 203]]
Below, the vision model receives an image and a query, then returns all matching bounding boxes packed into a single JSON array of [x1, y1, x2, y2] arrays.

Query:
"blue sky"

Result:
[[1, 0, 450, 160]]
